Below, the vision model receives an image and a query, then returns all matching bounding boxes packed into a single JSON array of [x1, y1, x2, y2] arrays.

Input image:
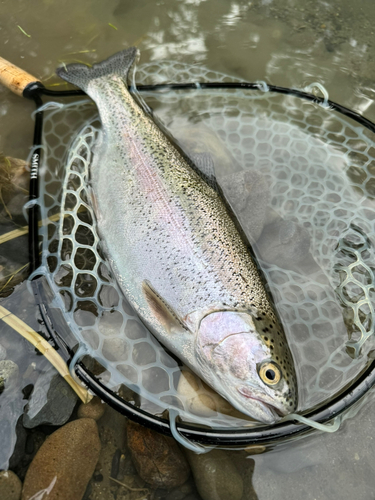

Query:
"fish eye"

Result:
[[258, 361, 282, 386]]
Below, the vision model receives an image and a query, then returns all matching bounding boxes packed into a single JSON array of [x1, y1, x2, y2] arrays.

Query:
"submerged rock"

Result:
[[0, 155, 29, 223], [231, 453, 259, 500], [0, 470, 22, 500], [77, 396, 106, 421], [256, 218, 311, 272], [185, 449, 243, 500], [127, 421, 190, 488], [21, 418, 101, 500], [23, 371, 78, 428], [10, 426, 46, 482], [0, 361, 25, 471], [0, 343, 7, 361], [219, 170, 271, 242], [0, 360, 19, 392], [88, 405, 128, 500]]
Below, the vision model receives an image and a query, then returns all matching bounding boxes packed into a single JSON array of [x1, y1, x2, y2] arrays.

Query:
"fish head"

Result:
[[195, 310, 298, 424]]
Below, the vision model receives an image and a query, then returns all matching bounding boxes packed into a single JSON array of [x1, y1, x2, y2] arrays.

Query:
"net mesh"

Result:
[[37, 61, 375, 427]]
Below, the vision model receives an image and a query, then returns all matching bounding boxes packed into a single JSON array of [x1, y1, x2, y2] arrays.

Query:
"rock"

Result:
[[78, 396, 106, 421], [8, 418, 45, 481], [89, 405, 129, 500], [0, 363, 25, 471], [127, 421, 190, 488], [231, 453, 259, 500], [219, 170, 270, 242], [173, 121, 238, 178], [23, 371, 78, 428], [0, 343, 7, 361], [256, 218, 311, 272], [0, 470, 22, 500], [165, 480, 195, 500], [21, 418, 101, 500], [0, 360, 19, 392], [185, 449, 243, 500], [0, 155, 29, 223]]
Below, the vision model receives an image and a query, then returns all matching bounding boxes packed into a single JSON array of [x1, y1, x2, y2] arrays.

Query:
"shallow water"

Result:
[[2, 0, 375, 499]]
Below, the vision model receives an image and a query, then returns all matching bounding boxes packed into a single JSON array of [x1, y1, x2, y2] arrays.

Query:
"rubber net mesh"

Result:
[[37, 62, 375, 428]]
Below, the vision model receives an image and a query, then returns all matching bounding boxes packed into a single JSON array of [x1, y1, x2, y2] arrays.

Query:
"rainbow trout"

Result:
[[57, 48, 297, 423]]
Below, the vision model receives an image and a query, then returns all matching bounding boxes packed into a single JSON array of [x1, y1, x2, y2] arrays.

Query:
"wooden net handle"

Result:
[[0, 56, 40, 96]]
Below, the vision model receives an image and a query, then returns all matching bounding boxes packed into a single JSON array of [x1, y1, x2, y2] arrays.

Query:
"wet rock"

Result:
[[256, 218, 311, 272], [0, 155, 29, 223], [127, 421, 190, 488], [0, 343, 7, 361], [78, 396, 106, 421], [0, 360, 19, 392], [164, 480, 195, 500], [89, 405, 130, 500], [219, 170, 270, 242], [0, 470, 22, 500], [0, 363, 24, 471], [185, 449, 243, 500], [0, 247, 29, 298], [231, 453, 259, 500], [23, 371, 78, 428], [13, 430, 46, 481], [8, 420, 47, 481], [173, 121, 238, 178], [21, 418, 101, 500]]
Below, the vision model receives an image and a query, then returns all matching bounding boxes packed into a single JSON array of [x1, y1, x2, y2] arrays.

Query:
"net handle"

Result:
[[0, 56, 43, 97]]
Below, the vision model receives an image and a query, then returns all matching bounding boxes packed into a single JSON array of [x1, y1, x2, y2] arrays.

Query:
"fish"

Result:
[[56, 48, 298, 424]]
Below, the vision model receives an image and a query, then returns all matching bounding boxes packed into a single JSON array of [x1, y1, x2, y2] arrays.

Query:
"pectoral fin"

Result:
[[142, 280, 191, 334]]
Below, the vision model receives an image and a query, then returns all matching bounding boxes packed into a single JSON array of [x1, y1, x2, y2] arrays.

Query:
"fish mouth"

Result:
[[237, 386, 288, 424]]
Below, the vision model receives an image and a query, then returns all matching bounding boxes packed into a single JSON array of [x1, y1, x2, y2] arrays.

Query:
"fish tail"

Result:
[[56, 47, 138, 91]]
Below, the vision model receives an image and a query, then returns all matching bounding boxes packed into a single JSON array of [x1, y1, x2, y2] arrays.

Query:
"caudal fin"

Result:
[[56, 47, 138, 92]]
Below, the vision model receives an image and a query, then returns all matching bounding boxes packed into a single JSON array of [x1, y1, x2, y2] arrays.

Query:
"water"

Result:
[[1, 0, 375, 498]]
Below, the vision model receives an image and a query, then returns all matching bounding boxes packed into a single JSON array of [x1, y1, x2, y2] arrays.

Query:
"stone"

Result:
[[77, 396, 106, 421], [0, 343, 7, 361], [21, 418, 101, 500], [165, 480, 195, 500], [23, 371, 78, 428], [256, 218, 311, 272], [0, 365, 25, 471], [177, 371, 252, 421], [88, 405, 129, 500], [127, 421, 190, 488], [231, 453, 259, 500], [219, 170, 271, 242], [185, 449, 243, 500], [0, 470, 22, 500], [0, 155, 29, 223], [8, 420, 47, 481], [173, 121, 238, 178], [0, 360, 19, 392]]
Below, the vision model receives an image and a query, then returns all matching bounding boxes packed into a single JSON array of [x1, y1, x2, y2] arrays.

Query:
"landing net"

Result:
[[37, 62, 375, 428]]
